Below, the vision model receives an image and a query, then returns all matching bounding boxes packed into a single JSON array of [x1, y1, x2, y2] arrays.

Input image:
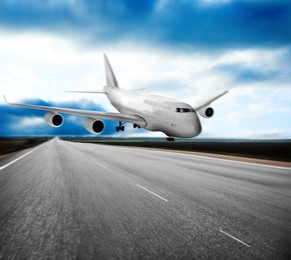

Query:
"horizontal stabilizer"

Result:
[[65, 90, 106, 94]]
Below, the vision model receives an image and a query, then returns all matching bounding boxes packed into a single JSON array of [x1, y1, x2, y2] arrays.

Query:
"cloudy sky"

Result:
[[0, 0, 290, 138]]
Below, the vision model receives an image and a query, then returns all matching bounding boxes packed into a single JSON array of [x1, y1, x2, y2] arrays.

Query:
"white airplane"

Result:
[[4, 54, 228, 141]]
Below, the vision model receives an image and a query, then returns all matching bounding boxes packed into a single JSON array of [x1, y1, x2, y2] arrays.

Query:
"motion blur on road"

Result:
[[0, 138, 290, 259]]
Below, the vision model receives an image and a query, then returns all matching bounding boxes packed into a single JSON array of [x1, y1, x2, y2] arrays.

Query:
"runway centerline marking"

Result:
[[137, 184, 168, 202], [0, 146, 41, 171], [219, 230, 251, 247], [96, 162, 107, 169]]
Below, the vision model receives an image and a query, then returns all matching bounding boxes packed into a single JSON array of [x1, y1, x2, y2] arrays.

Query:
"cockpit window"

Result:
[[176, 108, 194, 113]]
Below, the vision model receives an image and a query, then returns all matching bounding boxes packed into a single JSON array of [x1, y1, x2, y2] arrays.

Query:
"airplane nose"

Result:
[[179, 113, 202, 137], [191, 113, 202, 137]]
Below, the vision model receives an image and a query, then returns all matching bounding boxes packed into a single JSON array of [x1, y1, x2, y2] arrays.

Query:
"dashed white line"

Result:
[[96, 162, 107, 169], [137, 184, 168, 202], [219, 229, 251, 247], [0, 146, 41, 171]]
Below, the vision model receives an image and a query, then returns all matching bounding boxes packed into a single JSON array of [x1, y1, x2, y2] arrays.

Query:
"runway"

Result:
[[0, 138, 290, 259]]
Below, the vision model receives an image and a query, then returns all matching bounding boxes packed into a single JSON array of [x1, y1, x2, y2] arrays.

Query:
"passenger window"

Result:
[[176, 108, 194, 113]]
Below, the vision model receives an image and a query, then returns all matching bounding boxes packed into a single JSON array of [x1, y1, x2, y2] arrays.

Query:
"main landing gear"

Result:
[[167, 136, 175, 142], [116, 121, 125, 132], [116, 122, 141, 132]]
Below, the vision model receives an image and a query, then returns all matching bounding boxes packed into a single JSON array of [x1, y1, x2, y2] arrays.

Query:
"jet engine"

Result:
[[198, 107, 214, 118], [84, 118, 105, 134], [44, 112, 63, 127]]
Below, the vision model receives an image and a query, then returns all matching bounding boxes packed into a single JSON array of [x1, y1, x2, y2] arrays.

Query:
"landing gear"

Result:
[[116, 121, 125, 132], [133, 124, 140, 128], [167, 137, 175, 142]]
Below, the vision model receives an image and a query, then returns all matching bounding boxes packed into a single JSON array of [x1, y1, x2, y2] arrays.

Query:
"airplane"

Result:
[[4, 54, 228, 141]]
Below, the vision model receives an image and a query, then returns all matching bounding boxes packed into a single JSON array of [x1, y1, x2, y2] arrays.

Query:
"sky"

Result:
[[0, 0, 290, 139]]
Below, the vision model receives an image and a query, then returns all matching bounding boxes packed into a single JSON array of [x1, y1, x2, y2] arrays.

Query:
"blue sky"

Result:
[[0, 0, 290, 138]]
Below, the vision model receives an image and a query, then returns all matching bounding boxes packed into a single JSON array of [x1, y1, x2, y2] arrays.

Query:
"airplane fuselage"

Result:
[[105, 86, 202, 138]]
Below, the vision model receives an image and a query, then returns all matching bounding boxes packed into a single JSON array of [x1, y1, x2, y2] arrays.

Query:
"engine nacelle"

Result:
[[84, 118, 105, 134], [44, 112, 63, 127], [198, 107, 214, 118]]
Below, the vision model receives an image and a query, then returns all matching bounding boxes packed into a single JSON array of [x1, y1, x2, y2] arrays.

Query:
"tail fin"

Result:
[[104, 53, 119, 88]]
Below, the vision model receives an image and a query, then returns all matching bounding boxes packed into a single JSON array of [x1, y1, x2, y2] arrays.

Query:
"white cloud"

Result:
[[19, 117, 44, 127], [155, 0, 169, 11]]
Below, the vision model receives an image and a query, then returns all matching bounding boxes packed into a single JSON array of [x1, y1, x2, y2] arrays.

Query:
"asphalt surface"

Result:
[[0, 138, 290, 259]]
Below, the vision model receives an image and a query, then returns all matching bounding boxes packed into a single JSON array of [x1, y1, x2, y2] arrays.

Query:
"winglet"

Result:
[[3, 95, 9, 104], [104, 53, 119, 88]]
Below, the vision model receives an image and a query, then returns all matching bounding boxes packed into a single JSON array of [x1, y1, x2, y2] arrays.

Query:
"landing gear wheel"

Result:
[[116, 122, 125, 132], [167, 137, 175, 142]]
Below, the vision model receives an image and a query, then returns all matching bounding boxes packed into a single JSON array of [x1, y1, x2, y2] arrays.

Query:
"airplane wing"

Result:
[[192, 90, 228, 111], [3, 96, 146, 127]]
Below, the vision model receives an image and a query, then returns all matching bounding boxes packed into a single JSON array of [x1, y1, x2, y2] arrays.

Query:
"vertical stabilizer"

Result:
[[104, 53, 119, 88]]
